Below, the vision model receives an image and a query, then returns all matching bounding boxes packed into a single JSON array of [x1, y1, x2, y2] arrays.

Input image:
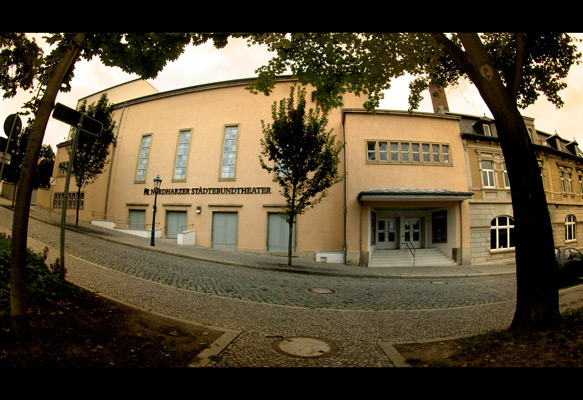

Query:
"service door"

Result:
[[128, 210, 146, 230], [268, 213, 296, 252], [212, 212, 238, 250], [167, 211, 187, 239], [403, 217, 421, 248], [377, 218, 398, 249]]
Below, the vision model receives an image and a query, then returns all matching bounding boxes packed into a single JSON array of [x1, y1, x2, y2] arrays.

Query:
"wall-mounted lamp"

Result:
[[196, 206, 201, 214]]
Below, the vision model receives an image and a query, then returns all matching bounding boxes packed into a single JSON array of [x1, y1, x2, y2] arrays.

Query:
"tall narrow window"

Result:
[[136, 135, 151, 182], [367, 141, 377, 161], [442, 144, 450, 164], [491, 216, 515, 250], [422, 144, 431, 163], [378, 141, 388, 161], [174, 130, 191, 180], [401, 143, 410, 162], [221, 125, 238, 179], [411, 143, 420, 162], [432, 144, 441, 163], [503, 162, 510, 188], [566, 214, 577, 241], [390, 142, 399, 162], [481, 160, 495, 188]]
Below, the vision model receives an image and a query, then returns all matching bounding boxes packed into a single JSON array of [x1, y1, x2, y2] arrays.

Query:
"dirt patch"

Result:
[[395, 308, 583, 367], [0, 291, 225, 367]]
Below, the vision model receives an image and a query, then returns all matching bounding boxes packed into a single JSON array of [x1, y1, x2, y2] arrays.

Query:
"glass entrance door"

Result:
[[377, 218, 397, 249], [403, 217, 421, 248]]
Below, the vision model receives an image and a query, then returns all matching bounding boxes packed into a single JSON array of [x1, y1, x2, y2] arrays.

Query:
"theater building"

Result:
[[46, 76, 476, 267], [46, 76, 583, 267]]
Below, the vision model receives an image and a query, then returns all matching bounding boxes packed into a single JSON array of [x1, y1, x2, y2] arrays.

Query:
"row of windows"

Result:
[[136, 125, 239, 183], [558, 166, 583, 194], [366, 140, 451, 165], [53, 192, 84, 209]]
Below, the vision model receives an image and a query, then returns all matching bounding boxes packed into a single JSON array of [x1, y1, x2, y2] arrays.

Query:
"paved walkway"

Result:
[[2, 198, 582, 367]]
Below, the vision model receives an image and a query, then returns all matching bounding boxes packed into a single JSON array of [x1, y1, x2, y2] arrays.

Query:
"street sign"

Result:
[[3, 113, 22, 137], [52, 103, 103, 136]]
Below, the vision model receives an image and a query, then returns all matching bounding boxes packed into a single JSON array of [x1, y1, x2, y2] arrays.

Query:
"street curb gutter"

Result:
[[378, 342, 411, 367]]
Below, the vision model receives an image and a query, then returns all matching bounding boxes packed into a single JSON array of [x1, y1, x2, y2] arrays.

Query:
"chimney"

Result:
[[429, 86, 449, 114]]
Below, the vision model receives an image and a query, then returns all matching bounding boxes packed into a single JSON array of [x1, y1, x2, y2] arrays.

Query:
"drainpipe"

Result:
[[103, 105, 125, 218], [342, 109, 347, 264]]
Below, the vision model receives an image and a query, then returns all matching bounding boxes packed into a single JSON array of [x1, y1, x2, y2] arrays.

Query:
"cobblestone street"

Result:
[[0, 203, 525, 367]]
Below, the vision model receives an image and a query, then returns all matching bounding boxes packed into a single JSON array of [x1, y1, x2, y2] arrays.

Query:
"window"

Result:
[[481, 160, 495, 188], [174, 130, 191, 180], [490, 216, 515, 250], [566, 214, 577, 242], [483, 124, 492, 136], [367, 141, 376, 161], [378, 141, 388, 161], [411, 143, 420, 162], [53, 192, 84, 209], [578, 170, 583, 193], [390, 142, 399, 162], [559, 166, 574, 193], [221, 125, 238, 179], [442, 145, 450, 164], [136, 135, 151, 182], [503, 163, 510, 188], [422, 144, 431, 162], [365, 140, 451, 165], [432, 144, 441, 163], [401, 143, 410, 162]]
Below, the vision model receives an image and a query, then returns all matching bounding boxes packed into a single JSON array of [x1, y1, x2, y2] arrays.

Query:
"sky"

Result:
[[1, 33, 583, 150]]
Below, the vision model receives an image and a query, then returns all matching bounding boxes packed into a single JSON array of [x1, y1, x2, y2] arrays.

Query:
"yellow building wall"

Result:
[[343, 111, 470, 264]]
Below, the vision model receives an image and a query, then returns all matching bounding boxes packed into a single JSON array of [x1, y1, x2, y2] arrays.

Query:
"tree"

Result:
[[70, 94, 116, 227], [259, 84, 344, 266], [245, 32, 581, 331], [0, 32, 230, 337]]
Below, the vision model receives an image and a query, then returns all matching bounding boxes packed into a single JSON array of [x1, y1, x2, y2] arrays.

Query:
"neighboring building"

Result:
[[460, 110, 583, 264], [45, 76, 583, 267]]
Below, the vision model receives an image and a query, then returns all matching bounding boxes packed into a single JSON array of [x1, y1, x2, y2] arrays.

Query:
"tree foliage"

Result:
[[260, 85, 344, 265], [69, 93, 116, 226], [0, 32, 231, 337]]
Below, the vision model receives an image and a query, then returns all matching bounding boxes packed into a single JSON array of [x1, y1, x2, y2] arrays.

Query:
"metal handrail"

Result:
[[403, 240, 416, 266]]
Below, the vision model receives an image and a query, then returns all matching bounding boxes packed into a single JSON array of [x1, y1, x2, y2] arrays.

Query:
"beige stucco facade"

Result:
[[46, 76, 583, 268]]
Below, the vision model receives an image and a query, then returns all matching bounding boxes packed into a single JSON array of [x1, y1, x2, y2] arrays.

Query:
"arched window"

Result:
[[565, 214, 577, 242], [490, 216, 515, 250]]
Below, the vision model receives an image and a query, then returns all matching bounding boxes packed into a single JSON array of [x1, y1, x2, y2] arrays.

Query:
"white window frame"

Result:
[[490, 216, 515, 251], [481, 160, 496, 188], [566, 214, 577, 242]]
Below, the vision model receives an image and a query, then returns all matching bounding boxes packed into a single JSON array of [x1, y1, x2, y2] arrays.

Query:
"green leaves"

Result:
[[259, 84, 343, 215]]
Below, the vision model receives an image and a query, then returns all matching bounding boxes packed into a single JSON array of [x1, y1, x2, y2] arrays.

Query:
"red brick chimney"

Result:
[[429, 86, 449, 114]]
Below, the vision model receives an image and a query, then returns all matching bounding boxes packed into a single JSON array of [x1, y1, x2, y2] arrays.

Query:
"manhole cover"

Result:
[[272, 337, 338, 358], [308, 287, 335, 294]]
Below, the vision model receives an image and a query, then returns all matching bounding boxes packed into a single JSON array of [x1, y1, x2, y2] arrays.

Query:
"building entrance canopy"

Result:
[[357, 188, 473, 203]]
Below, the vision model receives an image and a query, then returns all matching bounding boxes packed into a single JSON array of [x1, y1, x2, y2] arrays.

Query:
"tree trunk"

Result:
[[9, 38, 83, 337], [456, 34, 562, 331], [288, 213, 294, 266], [75, 185, 82, 228]]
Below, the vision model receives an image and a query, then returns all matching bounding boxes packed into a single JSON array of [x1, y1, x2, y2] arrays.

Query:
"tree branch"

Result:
[[508, 33, 526, 100]]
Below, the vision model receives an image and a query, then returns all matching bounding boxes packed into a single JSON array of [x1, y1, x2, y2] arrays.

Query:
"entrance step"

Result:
[[369, 248, 457, 268]]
